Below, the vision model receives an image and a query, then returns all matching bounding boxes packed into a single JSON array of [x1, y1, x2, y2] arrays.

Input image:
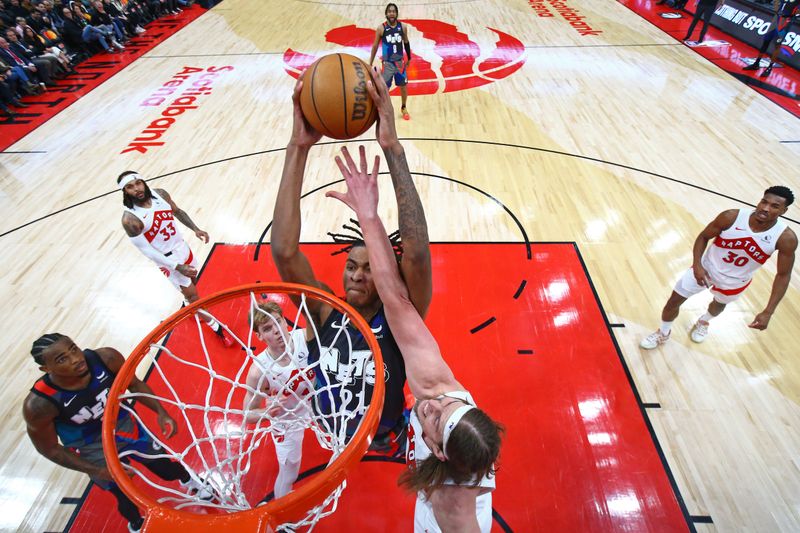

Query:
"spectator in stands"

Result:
[[6, 0, 29, 19], [0, 55, 41, 95], [62, 5, 122, 53], [0, 35, 54, 87], [44, 1, 66, 31], [90, 1, 126, 44], [22, 25, 73, 73], [59, 6, 90, 53], [4, 28, 58, 84], [101, 0, 144, 37], [0, 61, 30, 116]]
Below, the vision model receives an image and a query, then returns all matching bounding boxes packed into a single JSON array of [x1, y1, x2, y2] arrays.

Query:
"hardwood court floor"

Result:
[[1, 0, 799, 531]]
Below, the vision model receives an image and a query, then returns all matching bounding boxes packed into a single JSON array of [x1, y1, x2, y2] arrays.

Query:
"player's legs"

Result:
[[640, 269, 699, 349], [761, 27, 789, 77], [396, 67, 410, 120], [696, 4, 714, 42], [690, 288, 741, 343], [273, 429, 304, 498], [77, 441, 144, 530], [170, 248, 234, 347], [744, 29, 776, 70], [381, 60, 395, 88], [682, 9, 703, 41], [108, 484, 144, 531]]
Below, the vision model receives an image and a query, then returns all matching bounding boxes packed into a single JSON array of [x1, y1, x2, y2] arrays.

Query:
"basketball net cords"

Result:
[[117, 291, 372, 530]]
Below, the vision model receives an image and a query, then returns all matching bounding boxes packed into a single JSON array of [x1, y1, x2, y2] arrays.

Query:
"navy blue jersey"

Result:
[[381, 21, 405, 63], [308, 306, 406, 434], [31, 349, 129, 449]]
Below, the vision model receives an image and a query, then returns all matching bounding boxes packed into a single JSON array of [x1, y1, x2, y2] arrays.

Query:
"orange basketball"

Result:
[[299, 53, 378, 140]]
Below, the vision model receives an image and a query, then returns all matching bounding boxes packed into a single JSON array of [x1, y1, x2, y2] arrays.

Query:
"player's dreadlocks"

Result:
[[328, 218, 403, 261]]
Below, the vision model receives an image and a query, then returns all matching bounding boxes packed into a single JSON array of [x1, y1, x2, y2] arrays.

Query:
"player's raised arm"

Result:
[[327, 145, 456, 399], [366, 68, 432, 317], [271, 78, 331, 321]]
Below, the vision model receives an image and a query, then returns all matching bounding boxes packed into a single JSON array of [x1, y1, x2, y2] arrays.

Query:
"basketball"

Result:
[[299, 53, 378, 140]]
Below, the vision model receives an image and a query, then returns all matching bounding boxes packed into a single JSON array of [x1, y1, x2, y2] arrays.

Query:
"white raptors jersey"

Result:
[[406, 390, 495, 533], [124, 190, 185, 255], [253, 329, 313, 431], [702, 209, 787, 289]]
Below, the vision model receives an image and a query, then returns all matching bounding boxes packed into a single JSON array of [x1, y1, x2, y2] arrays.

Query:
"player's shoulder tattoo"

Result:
[[121, 211, 143, 236]]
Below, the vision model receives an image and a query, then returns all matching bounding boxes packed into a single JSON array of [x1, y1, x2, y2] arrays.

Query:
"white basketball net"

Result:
[[113, 290, 378, 531]]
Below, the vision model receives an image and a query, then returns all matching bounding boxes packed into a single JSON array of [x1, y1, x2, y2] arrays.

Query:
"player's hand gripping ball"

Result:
[[299, 53, 378, 140]]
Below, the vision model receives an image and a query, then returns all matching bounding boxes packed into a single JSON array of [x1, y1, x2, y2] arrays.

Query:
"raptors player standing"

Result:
[[243, 301, 313, 499], [641, 186, 797, 348], [117, 170, 234, 347]]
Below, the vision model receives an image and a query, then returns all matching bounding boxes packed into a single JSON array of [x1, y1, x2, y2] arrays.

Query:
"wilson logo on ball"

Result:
[[299, 53, 377, 140], [284, 20, 526, 95]]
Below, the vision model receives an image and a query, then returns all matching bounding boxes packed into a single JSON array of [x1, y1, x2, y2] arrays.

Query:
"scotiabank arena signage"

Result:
[[711, 0, 800, 69]]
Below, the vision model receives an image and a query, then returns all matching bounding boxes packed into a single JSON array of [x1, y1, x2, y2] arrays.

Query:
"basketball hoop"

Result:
[[102, 282, 384, 532]]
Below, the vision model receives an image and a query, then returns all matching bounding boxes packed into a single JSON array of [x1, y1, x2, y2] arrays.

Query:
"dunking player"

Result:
[[242, 300, 313, 499], [22, 334, 211, 533], [327, 145, 502, 532], [641, 186, 796, 349], [369, 2, 412, 121], [271, 69, 431, 454], [742, 0, 800, 77], [117, 171, 234, 347]]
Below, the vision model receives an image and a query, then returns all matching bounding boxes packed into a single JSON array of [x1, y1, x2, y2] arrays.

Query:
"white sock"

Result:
[[659, 321, 673, 335], [698, 313, 713, 323], [206, 317, 221, 332]]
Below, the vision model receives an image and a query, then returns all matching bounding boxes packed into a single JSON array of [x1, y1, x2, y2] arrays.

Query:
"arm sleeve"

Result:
[[404, 41, 411, 60], [128, 234, 178, 269]]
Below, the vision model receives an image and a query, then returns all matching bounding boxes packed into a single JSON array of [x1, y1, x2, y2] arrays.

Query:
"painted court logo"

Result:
[[284, 20, 525, 95]]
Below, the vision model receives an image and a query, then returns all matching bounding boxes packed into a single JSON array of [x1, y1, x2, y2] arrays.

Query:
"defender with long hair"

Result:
[[327, 143, 502, 532]]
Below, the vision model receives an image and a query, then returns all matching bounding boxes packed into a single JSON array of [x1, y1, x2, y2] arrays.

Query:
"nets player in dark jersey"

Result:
[[22, 334, 211, 533], [742, 0, 799, 77], [369, 3, 412, 121], [272, 67, 431, 455]]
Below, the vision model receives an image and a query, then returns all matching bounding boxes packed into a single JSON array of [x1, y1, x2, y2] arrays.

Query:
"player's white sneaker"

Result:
[[690, 320, 710, 343], [180, 475, 215, 500], [640, 330, 670, 350]]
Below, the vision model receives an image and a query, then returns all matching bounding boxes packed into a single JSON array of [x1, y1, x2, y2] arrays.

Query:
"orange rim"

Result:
[[102, 282, 385, 531]]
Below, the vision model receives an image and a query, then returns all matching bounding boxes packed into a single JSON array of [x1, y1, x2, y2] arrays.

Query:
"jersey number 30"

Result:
[[722, 251, 749, 267]]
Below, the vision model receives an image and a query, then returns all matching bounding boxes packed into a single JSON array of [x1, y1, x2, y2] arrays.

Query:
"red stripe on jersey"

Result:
[[713, 236, 770, 264], [117, 421, 140, 441], [33, 379, 58, 396], [184, 248, 194, 266], [711, 280, 751, 295]]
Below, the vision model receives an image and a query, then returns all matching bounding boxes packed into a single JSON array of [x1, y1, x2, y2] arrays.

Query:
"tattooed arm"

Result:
[[23, 393, 114, 481], [366, 67, 432, 317], [156, 188, 210, 243]]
